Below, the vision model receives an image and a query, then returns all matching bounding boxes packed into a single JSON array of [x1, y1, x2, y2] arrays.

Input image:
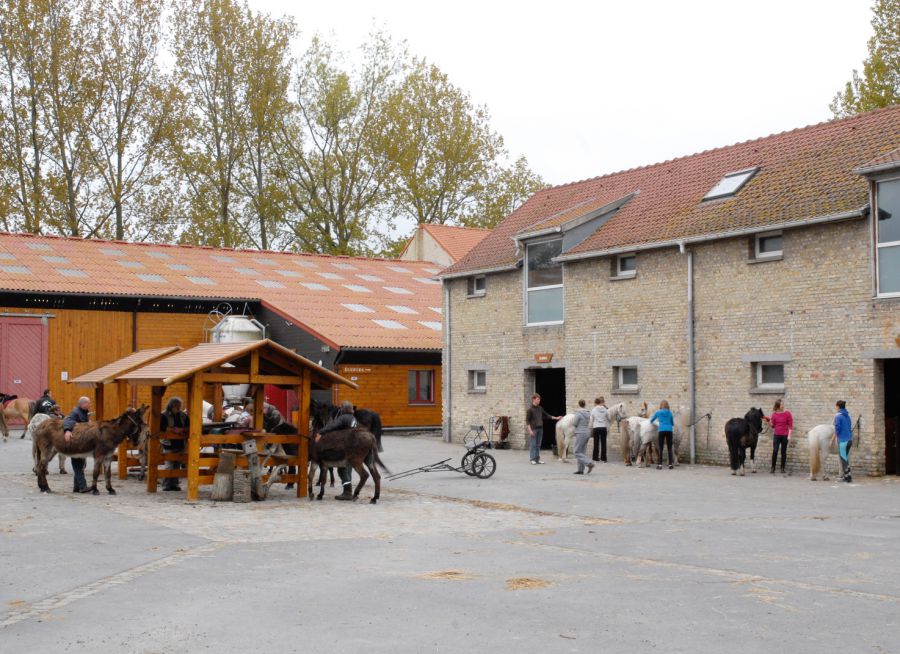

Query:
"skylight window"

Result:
[[387, 305, 418, 315], [342, 303, 374, 313], [343, 284, 372, 293], [388, 265, 411, 273], [212, 255, 236, 263], [383, 286, 413, 295], [187, 276, 215, 285], [1, 265, 31, 274], [317, 272, 343, 280], [167, 263, 190, 271], [417, 321, 442, 331], [0, 252, 14, 260], [234, 267, 260, 276], [146, 251, 172, 260], [276, 270, 303, 278], [703, 168, 758, 201], [429, 307, 442, 315], [118, 260, 144, 269], [101, 247, 125, 256], [413, 277, 440, 285], [42, 256, 70, 264], [332, 262, 357, 270], [58, 268, 87, 277], [257, 279, 284, 288], [424, 268, 440, 274], [357, 274, 383, 282], [254, 257, 277, 266], [26, 243, 52, 251], [372, 319, 407, 330], [295, 260, 318, 268], [300, 282, 328, 291], [137, 274, 166, 283]]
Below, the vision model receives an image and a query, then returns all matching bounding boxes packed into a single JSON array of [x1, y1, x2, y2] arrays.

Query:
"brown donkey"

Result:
[[33, 405, 148, 494], [308, 428, 388, 504]]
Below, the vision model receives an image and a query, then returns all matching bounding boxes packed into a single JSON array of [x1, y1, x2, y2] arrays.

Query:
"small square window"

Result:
[[408, 370, 434, 404], [616, 254, 637, 277], [756, 363, 785, 389], [468, 370, 486, 392], [467, 275, 486, 296], [755, 232, 783, 259], [616, 366, 638, 391]]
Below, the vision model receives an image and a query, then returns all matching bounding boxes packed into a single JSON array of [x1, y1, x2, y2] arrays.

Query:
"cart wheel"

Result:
[[461, 450, 477, 475], [472, 453, 496, 479]]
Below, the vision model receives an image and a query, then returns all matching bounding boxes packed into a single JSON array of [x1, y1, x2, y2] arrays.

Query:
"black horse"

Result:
[[724, 407, 766, 476], [311, 400, 384, 452]]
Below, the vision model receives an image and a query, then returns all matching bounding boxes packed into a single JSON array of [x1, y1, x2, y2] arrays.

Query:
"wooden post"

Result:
[[94, 384, 105, 421], [253, 382, 265, 433], [213, 384, 223, 421], [296, 371, 310, 498], [116, 380, 130, 479], [187, 374, 203, 502], [147, 386, 163, 493]]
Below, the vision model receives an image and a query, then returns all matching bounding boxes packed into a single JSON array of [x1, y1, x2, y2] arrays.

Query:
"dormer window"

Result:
[[875, 178, 900, 296], [704, 168, 758, 201]]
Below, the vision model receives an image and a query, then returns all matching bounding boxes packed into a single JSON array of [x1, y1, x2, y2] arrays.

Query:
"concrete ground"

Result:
[[1, 431, 899, 653]]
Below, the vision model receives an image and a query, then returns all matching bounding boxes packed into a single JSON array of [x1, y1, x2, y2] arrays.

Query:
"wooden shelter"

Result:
[[70, 346, 182, 479], [117, 339, 356, 501]]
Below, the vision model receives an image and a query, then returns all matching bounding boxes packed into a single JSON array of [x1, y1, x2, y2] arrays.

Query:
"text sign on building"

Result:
[[534, 353, 553, 364], [342, 367, 372, 374]]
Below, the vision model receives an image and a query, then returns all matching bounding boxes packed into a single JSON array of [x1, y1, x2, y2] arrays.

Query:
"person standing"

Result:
[[62, 396, 91, 493], [33, 388, 56, 417], [590, 397, 610, 462], [160, 397, 189, 492], [651, 400, 675, 470], [767, 399, 793, 474], [525, 394, 560, 465], [832, 400, 853, 483], [572, 400, 595, 475]]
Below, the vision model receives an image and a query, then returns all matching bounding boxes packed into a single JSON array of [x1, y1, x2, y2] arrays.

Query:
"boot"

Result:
[[335, 485, 354, 501]]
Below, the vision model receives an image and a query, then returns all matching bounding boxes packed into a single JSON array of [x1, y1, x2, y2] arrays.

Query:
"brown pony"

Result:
[[0, 393, 34, 442], [33, 405, 148, 494]]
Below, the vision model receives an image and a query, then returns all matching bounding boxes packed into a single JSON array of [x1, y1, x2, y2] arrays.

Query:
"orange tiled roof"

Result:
[[418, 223, 489, 263], [855, 146, 900, 174], [0, 234, 444, 350], [443, 106, 900, 276]]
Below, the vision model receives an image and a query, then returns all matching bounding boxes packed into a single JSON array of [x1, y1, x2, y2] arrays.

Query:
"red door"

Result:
[[0, 316, 49, 422]]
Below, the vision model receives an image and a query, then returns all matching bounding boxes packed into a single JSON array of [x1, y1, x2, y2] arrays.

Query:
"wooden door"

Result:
[[0, 316, 49, 420]]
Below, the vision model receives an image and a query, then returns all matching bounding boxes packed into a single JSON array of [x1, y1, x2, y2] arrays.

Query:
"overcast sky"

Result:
[[249, 0, 873, 187]]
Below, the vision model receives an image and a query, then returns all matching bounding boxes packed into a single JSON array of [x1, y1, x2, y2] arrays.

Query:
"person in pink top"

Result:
[[766, 399, 793, 474]]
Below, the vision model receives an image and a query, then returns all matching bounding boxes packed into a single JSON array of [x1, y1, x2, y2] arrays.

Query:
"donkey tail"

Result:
[[371, 445, 391, 475]]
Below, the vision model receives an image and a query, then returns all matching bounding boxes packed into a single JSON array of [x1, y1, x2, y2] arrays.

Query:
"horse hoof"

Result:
[[369, 498, 377, 504], [40, 487, 50, 493], [316, 496, 323, 501], [59, 469, 68, 475], [751, 469, 757, 474], [107, 488, 116, 495], [731, 470, 736, 476], [809, 476, 816, 481], [91, 488, 100, 495]]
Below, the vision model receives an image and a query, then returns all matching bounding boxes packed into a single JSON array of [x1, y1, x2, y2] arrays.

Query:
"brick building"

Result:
[[440, 107, 900, 476]]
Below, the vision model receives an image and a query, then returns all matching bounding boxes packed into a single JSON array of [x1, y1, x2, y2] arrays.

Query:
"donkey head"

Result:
[[118, 405, 149, 446]]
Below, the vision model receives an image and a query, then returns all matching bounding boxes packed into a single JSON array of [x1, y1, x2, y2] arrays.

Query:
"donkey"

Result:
[[33, 405, 148, 494], [724, 407, 767, 476], [807, 424, 838, 481], [308, 428, 388, 504], [0, 393, 33, 442], [312, 400, 384, 452]]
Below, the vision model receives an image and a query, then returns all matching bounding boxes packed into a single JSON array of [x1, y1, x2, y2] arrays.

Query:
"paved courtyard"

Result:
[[1, 432, 899, 653]]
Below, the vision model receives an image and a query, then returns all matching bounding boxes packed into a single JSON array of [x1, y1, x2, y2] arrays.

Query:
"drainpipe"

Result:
[[443, 282, 452, 443], [679, 241, 696, 465]]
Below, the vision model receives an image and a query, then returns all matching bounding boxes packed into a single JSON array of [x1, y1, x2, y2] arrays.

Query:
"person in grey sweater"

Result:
[[573, 399, 595, 475]]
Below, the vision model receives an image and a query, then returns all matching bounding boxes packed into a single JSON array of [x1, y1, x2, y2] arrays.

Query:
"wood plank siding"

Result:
[[335, 363, 442, 427]]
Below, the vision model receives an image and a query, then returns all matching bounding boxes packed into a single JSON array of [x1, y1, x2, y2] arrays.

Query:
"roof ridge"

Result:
[[541, 105, 900, 192], [421, 223, 490, 232], [0, 231, 438, 267]]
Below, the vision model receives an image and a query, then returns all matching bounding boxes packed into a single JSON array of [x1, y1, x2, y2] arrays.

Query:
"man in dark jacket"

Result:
[[33, 389, 56, 417], [244, 401, 284, 433], [317, 400, 356, 501], [525, 394, 560, 465], [160, 397, 189, 491], [62, 396, 91, 493]]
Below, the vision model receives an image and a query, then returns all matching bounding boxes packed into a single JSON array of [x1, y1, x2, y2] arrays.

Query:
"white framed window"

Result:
[[756, 363, 785, 390], [467, 275, 486, 297], [875, 178, 900, 297], [616, 254, 637, 278], [704, 168, 758, 201], [616, 366, 639, 391], [525, 238, 563, 325], [468, 369, 486, 392], [754, 231, 783, 259]]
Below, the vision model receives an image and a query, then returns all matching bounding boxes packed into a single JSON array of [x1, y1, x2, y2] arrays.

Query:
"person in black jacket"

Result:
[[33, 389, 55, 417], [62, 396, 91, 493], [160, 397, 189, 491], [317, 401, 357, 501]]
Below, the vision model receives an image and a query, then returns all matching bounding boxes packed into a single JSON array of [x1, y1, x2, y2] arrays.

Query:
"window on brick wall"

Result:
[[876, 177, 900, 296], [754, 231, 783, 260], [467, 275, 486, 297], [468, 369, 486, 392], [525, 238, 563, 325], [754, 362, 785, 392], [612, 253, 637, 278], [614, 366, 639, 391]]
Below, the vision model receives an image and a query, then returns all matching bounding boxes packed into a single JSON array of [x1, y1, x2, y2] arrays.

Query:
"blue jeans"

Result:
[[529, 427, 543, 462], [71, 457, 87, 491]]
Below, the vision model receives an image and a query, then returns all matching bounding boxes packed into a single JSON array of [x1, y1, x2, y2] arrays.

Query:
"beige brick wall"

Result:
[[444, 217, 900, 476]]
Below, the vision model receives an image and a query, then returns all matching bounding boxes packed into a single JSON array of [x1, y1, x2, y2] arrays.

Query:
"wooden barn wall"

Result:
[[335, 363, 442, 427]]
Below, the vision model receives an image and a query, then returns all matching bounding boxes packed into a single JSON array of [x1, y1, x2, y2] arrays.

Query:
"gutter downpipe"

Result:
[[443, 282, 452, 443], [679, 241, 696, 465]]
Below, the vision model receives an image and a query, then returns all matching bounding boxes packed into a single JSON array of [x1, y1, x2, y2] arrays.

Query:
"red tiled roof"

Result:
[[418, 223, 489, 262], [855, 146, 900, 174], [0, 234, 444, 350], [444, 106, 900, 276]]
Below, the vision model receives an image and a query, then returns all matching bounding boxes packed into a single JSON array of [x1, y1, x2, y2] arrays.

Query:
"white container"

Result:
[[209, 315, 265, 403]]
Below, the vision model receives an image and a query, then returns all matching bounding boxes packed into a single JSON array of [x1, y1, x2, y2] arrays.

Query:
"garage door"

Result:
[[0, 316, 48, 419]]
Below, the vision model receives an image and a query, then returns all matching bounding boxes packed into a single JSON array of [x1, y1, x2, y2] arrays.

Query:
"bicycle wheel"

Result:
[[461, 450, 477, 475], [472, 453, 496, 479]]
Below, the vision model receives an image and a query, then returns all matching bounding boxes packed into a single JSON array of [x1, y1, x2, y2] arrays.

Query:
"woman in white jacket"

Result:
[[590, 397, 610, 462]]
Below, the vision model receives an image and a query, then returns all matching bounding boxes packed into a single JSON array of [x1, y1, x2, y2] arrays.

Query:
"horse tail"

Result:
[[27, 400, 37, 421], [809, 433, 820, 477]]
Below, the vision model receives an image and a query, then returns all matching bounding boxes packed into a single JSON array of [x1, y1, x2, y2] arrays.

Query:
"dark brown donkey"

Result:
[[33, 405, 149, 494], [308, 428, 389, 504]]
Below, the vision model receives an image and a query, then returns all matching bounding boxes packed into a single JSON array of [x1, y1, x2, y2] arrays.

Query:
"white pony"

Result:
[[555, 414, 577, 462], [807, 424, 838, 481], [28, 413, 65, 474]]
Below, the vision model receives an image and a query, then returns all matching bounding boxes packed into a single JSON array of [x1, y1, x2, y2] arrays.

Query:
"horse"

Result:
[[33, 405, 148, 494], [555, 413, 576, 462], [619, 401, 660, 468], [308, 428, 388, 504], [0, 393, 34, 442], [724, 407, 767, 476], [671, 405, 691, 467], [807, 424, 838, 481]]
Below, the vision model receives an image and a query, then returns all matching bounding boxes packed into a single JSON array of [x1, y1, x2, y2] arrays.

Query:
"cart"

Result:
[[386, 437, 497, 480]]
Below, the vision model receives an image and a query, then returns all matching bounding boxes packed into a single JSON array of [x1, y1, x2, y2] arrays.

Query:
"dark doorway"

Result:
[[885, 359, 900, 475], [534, 368, 566, 451]]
